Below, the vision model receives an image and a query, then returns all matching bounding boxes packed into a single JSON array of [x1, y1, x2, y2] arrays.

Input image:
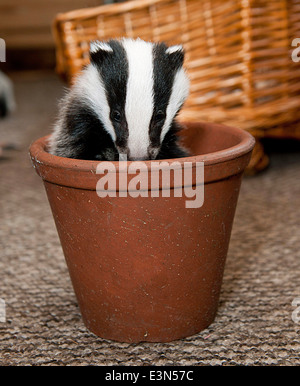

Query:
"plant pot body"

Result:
[[30, 122, 254, 342]]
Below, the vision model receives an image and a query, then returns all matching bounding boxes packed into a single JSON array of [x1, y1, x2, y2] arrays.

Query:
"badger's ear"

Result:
[[166, 45, 185, 68], [89, 40, 113, 63]]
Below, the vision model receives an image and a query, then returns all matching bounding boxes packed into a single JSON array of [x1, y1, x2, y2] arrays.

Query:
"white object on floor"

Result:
[[0, 71, 16, 117]]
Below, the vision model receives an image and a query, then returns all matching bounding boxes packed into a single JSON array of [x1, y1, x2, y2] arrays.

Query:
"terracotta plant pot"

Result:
[[30, 121, 254, 343]]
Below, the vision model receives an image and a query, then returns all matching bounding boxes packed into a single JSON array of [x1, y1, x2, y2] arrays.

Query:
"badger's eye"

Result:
[[111, 110, 121, 123], [155, 110, 165, 122]]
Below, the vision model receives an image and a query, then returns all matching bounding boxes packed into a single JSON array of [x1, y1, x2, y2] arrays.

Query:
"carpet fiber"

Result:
[[0, 71, 300, 365]]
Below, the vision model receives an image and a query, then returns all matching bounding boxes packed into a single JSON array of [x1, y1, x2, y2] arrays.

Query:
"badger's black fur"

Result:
[[49, 38, 190, 161]]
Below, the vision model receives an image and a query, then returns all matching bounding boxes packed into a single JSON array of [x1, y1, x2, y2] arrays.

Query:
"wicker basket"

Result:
[[53, 0, 300, 172]]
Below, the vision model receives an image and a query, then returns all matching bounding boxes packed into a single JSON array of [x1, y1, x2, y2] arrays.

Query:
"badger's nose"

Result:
[[128, 155, 148, 161], [128, 147, 160, 161]]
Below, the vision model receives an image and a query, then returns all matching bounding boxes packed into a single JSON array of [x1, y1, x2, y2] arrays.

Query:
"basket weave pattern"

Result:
[[54, 0, 300, 171]]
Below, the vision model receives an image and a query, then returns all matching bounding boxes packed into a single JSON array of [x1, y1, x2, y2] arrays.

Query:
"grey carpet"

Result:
[[0, 71, 300, 366]]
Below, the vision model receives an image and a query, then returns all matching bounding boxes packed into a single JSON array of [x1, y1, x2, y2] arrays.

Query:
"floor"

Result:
[[0, 71, 300, 365]]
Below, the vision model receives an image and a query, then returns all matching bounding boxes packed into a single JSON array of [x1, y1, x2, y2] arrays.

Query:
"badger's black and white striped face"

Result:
[[76, 38, 189, 160], [49, 38, 190, 161]]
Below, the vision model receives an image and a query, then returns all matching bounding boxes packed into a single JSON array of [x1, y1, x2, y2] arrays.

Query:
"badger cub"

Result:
[[49, 38, 190, 161]]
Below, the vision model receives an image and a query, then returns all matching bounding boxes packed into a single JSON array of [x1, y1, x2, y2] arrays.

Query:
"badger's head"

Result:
[[76, 38, 189, 161]]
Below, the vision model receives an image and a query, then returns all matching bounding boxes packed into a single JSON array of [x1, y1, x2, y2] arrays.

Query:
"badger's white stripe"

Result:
[[74, 64, 116, 141], [90, 41, 113, 54], [160, 68, 190, 143], [122, 38, 154, 160]]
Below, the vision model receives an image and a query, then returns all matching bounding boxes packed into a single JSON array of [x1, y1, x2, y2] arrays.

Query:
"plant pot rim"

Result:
[[30, 121, 255, 189], [30, 121, 254, 168]]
